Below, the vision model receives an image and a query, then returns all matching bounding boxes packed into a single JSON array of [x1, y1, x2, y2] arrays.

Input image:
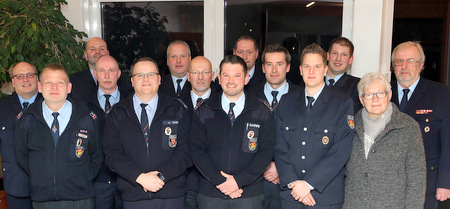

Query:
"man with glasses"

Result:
[[0, 62, 40, 209], [160, 40, 192, 104], [185, 56, 218, 209], [103, 57, 191, 209], [390, 41, 450, 209], [326, 37, 361, 112], [274, 44, 354, 208]]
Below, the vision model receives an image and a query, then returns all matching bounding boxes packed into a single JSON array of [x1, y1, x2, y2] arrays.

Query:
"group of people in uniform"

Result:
[[0, 35, 448, 209]]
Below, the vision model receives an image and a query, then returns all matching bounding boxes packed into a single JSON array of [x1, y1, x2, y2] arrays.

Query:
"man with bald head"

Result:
[[0, 62, 39, 209], [81, 55, 131, 209], [185, 56, 217, 209], [70, 37, 132, 101]]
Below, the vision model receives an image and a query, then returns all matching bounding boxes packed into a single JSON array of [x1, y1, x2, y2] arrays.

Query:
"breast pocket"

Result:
[[69, 131, 90, 161], [162, 120, 178, 151], [242, 122, 261, 153]]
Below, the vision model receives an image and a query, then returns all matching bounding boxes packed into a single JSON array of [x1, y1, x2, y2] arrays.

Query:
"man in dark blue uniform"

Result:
[[252, 43, 301, 209], [190, 55, 275, 209], [0, 62, 39, 209], [233, 36, 265, 91], [184, 56, 218, 209], [390, 41, 450, 209], [70, 37, 132, 101], [326, 37, 361, 112], [15, 63, 103, 209], [159, 40, 192, 104], [274, 44, 354, 209], [83, 55, 132, 209], [103, 57, 191, 209]]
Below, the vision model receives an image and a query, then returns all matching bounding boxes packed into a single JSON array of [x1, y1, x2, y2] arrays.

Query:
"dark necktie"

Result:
[[228, 102, 236, 125], [22, 102, 29, 109], [104, 94, 111, 113], [329, 79, 335, 86], [51, 112, 59, 144], [271, 91, 279, 109], [306, 96, 315, 114], [195, 97, 203, 109], [176, 79, 183, 96], [399, 88, 410, 112], [140, 103, 150, 143]]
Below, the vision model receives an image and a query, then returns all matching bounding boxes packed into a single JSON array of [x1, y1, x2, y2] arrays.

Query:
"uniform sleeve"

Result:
[[405, 119, 427, 209], [89, 115, 104, 179], [234, 113, 275, 188], [14, 115, 30, 174], [303, 98, 354, 193], [103, 110, 144, 185], [190, 113, 227, 185], [157, 109, 192, 182], [437, 86, 450, 189]]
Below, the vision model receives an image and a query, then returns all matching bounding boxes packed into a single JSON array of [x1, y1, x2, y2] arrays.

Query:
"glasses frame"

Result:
[[393, 58, 420, 66], [362, 91, 388, 100], [12, 73, 38, 80]]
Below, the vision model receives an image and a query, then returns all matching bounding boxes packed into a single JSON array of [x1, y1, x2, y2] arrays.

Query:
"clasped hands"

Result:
[[136, 171, 165, 192], [289, 180, 316, 206], [216, 171, 243, 199]]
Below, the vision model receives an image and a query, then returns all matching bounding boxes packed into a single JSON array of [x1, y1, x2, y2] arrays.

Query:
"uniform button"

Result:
[[301, 156, 305, 159], [364, 173, 368, 177], [108, 181, 111, 184], [2, 168, 5, 171], [324, 129, 328, 133], [302, 170, 306, 173], [302, 141, 306, 145], [303, 127, 307, 131], [2, 126, 5, 130], [431, 166, 434, 170], [426, 119, 429, 122], [285, 127, 289, 131], [372, 149, 376, 153]]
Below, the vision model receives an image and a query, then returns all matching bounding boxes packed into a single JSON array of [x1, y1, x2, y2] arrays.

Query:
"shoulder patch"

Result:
[[90, 111, 97, 120], [16, 111, 23, 120], [347, 115, 354, 129]]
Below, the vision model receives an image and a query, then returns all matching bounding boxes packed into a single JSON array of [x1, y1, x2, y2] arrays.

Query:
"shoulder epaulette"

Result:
[[16, 111, 24, 120], [90, 111, 97, 120]]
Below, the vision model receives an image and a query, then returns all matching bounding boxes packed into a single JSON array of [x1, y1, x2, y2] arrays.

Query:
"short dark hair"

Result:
[[300, 43, 327, 66], [328, 37, 354, 57], [219, 55, 247, 74], [261, 43, 291, 64], [130, 57, 159, 75], [233, 36, 258, 51]]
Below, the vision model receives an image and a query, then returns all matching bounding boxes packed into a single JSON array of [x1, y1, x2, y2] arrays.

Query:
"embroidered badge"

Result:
[[168, 134, 177, 148], [347, 115, 355, 129], [75, 138, 84, 158], [249, 138, 257, 151], [165, 127, 172, 136], [247, 130, 255, 139]]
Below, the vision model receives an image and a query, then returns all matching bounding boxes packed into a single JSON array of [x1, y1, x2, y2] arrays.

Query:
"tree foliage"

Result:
[[0, 0, 87, 94], [103, 2, 169, 74]]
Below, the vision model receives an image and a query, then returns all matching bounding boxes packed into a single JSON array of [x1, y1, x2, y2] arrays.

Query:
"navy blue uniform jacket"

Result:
[[329, 73, 362, 113], [103, 93, 191, 201], [15, 98, 103, 201], [274, 86, 354, 206], [190, 92, 275, 199], [0, 93, 40, 197], [391, 78, 450, 190]]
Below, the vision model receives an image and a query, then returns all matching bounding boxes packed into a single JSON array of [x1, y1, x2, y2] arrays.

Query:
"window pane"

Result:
[[101, 1, 204, 75], [225, 0, 342, 85]]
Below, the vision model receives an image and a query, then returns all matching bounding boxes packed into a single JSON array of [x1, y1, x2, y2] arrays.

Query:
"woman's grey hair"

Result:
[[357, 72, 391, 96]]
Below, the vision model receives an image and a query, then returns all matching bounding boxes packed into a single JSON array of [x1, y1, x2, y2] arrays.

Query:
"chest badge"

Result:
[[424, 126, 430, 133], [322, 136, 330, 145], [168, 134, 177, 148], [75, 138, 84, 158], [165, 127, 172, 136]]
